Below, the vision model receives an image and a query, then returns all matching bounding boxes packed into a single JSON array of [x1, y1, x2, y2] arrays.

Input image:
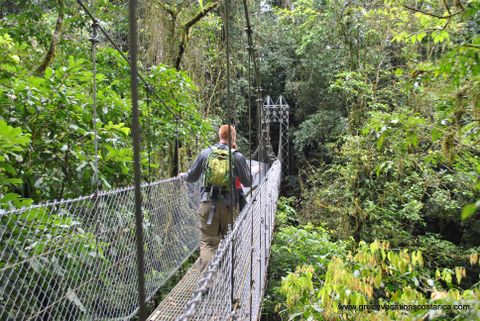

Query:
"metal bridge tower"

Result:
[[262, 95, 289, 176]]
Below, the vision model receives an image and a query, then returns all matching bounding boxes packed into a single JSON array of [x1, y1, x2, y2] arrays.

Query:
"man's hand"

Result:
[[178, 172, 188, 180]]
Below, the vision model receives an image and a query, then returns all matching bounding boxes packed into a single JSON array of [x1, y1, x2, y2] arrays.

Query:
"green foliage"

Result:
[[271, 224, 348, 280], [0, 26, 210, 201], [263, 0, 480, 320], [293, 111, 346, 165], [280, 265, 318, 318], [302, 104, 479, 249], [292, 0, 480, 249], [277, 239, 480, 321], [275, 196, 298, 228], [0, 119, 32, 208], [264, 201, 348, 319], [1, 50, 132, 199], [268, 224, 347, 319], [1, 0, 479, 319], [462, 165, 480, 220]]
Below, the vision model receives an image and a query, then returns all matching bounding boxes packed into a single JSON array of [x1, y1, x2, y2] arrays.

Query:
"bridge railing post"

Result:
[[229, 223, 235, 320]]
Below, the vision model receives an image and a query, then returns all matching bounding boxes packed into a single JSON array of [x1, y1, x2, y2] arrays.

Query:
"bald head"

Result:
[[218, 124, 236, 145]]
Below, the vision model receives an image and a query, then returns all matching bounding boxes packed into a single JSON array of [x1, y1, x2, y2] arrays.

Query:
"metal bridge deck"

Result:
[[148, 259, 203, 321]]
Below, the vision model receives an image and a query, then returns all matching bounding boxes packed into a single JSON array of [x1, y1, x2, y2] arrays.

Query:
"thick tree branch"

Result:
[[36, 0, 65, 75], [403, 4, 463, 19], [441, 0, 451, 15], [157, 1, 177, 17], [461, 44, 480, 50], [184, 2, 219, 31], [175, 2, 219, 69]]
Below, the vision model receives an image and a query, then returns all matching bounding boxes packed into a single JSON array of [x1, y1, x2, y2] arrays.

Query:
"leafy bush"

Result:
[[293, 111, 347, 165], [275, 196, 299, 228], [0, 119, 31, 209], [264, 200, 348, 319], [278, 240, 480, 321]]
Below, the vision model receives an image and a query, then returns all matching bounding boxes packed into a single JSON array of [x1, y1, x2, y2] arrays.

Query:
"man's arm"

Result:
[[184, 148, 209, 182], [234, 152, 252, 187]]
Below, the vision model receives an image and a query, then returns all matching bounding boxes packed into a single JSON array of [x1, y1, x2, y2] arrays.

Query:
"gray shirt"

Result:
[[186, 143, 252, 205]]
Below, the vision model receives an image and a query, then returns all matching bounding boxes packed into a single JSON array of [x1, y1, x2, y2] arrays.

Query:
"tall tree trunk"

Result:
[[175, 30, 188, 70], [36, 0, 65, 75]]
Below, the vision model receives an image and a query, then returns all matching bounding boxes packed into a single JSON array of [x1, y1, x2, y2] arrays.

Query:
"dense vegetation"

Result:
[[261, 0, 480, 319], [266, 198, 479, 320], [0, 1, 212, 205], [1, 0, 479, 320]]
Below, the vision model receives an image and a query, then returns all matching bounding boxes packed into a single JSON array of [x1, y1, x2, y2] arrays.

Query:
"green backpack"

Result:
[[204, 147, 236, 188]]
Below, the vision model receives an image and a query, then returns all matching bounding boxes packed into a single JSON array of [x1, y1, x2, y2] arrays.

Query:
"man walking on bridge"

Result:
[[180, 125, 252, 269]]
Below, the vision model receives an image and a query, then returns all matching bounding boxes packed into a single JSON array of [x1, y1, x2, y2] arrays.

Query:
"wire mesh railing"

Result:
[[0, 178, 201, 321], [176, 159, 282, 321]]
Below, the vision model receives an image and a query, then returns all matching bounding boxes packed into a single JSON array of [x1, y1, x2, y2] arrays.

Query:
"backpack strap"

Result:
[[202, 146, 214, 168], [202, 146, 214, 187]]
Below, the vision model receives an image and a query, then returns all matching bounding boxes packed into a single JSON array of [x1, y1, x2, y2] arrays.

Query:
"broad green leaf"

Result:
[[461, 201, 479, 220]]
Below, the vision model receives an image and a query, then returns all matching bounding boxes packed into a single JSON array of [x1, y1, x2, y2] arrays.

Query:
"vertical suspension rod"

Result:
[[223, 0, 235, 313], [146, 85, 152, 183], [246, 27, 254, 321], [90, 20, 102, 286], [173, 116, 180, 176], [242, 1, 265, 318], [242, 8, 256, 319], [90, 22, 100, 194], [128, 0, 147, 320], [242, 0, 262, 150]]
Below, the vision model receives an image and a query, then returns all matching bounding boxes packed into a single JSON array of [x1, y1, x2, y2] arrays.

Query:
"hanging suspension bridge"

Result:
[[0, 96, 289, 321], [0, 0, 291, 320]]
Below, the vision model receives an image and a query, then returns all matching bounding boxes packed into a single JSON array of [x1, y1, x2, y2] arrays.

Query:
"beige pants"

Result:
[[199, 201, 238, 269]]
